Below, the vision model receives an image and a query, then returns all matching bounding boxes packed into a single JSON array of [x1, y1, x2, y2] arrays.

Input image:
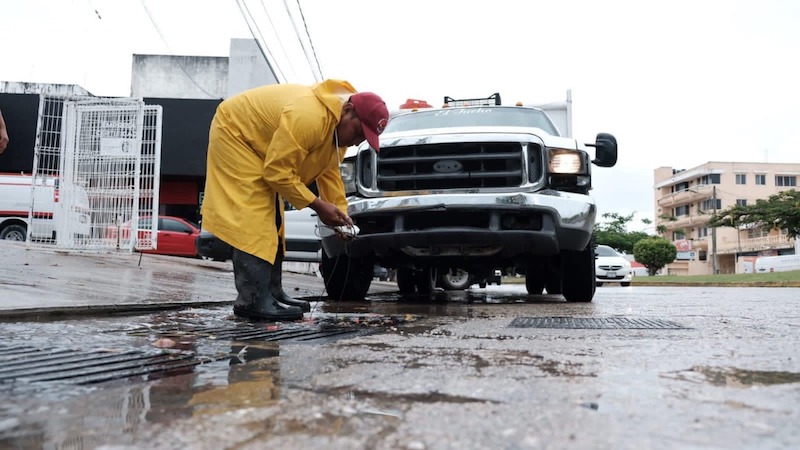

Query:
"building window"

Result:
[[674, 181, 689, 192], [698, 227, 708, 238], [735, 174, 746, 184], [747, 227, 769, 239], [736, 199, 747, 206], [755, 174, 766, 185], [675, 205, 690, 216], [673, 231, 685, 240], [701, 199, 722, 211], [775, 175, 797, 187], [699, 174, 721, 185]]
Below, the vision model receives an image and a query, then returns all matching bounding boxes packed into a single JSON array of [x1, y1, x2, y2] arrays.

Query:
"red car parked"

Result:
[[105, 215, 200, 257]]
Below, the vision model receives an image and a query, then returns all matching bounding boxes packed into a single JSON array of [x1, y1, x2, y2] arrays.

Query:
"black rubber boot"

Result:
[[271, 244, 311, 312], [232, 248, 304, 321]]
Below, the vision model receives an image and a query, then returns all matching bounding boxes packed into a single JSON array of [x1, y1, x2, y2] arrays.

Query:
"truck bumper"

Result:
[[322, 191, 596, 260]]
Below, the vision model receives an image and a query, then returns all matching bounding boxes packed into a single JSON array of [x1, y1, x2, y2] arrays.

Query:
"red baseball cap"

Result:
[[350, 92, 389, 152]]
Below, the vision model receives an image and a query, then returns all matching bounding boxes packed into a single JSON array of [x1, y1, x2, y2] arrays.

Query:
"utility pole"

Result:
[[711, 186, 718, 274]]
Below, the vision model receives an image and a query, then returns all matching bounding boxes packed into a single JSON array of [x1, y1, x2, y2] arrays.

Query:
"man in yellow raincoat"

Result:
[[201, 80, 389, 321]]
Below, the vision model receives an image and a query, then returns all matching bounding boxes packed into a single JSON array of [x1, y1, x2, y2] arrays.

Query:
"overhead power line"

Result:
[[236, 0, 287, 83], [284, 0, 323, 82], [139, 0, 221, 99], [257, 0, 301, 82]]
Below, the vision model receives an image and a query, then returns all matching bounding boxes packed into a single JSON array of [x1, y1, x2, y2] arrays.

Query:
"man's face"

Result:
[[335, 104, 365, 147]]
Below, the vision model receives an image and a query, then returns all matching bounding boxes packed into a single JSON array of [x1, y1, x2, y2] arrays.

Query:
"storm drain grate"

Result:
[[509, 317, 689, 330], [0, 324, 376, 388], [0, 344, 209, 386], [123, 323, 373, 343]]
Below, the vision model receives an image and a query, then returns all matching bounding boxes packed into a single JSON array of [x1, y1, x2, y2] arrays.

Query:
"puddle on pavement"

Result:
[[665, 366, 800, 387], [187, 344, 282, 417], [313, 290, 568, 319], [0, 286, 593, 448], [0, 341, 286, 448]]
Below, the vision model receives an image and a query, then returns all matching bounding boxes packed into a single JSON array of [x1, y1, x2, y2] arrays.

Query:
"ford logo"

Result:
[[433, 160, 463, 173]]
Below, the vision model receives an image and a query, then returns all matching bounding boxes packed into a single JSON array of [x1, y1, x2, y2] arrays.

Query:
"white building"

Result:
[[130, 38, 279, 99]]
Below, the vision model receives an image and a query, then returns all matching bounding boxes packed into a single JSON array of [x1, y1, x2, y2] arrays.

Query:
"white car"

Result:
[[595, 245, 632, 286]]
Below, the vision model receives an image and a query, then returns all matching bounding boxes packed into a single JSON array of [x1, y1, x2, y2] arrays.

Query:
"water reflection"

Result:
[[0, 341, 283, 449], [188, 344, 281, 417]]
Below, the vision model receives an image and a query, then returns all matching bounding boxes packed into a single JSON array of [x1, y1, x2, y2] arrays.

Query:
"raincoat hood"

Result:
[[311, 79, 357, 123]]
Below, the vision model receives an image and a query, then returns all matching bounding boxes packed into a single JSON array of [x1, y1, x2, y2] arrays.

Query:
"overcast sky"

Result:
[[3, 0, 799, 231]]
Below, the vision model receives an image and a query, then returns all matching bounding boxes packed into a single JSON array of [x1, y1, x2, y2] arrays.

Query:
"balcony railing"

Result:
[[716, 235, 795, 254], [657, 184, 714, 208], [660, 213, 713, 231]]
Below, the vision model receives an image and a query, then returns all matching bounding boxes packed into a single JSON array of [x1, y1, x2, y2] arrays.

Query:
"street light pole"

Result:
[[736, 220, 742, 266], [712, 186, 718, 274]]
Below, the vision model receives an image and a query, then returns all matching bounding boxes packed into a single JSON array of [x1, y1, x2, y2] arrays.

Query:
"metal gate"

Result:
[[28, 95, 162, 253]]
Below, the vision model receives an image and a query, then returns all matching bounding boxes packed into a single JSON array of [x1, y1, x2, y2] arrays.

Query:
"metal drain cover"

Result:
[[0, 323, 379, 388], [123, 323, 373, 343], [509, 317, 688, 329], [0, 345, 204, 386]]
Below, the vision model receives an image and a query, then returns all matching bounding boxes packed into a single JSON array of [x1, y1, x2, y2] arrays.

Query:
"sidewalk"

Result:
[[0, 241, 375, 319]]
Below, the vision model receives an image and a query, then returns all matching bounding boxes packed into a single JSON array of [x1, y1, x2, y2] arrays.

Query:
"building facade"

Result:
[[654, 162, 799, 275], [0, 39, 278, 225]]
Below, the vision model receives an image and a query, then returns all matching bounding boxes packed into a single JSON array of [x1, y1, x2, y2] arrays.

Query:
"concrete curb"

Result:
[[0, 300, 235, 321]]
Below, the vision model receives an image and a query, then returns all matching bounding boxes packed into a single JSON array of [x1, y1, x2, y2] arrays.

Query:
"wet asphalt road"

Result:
[[1, 283, 799, 450]]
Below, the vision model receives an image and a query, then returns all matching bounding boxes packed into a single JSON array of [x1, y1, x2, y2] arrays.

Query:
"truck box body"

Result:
[[754, 254, 800, 273], [0, 173, 91, 241]]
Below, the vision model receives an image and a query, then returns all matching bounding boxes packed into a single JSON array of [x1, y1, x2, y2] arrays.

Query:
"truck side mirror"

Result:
[[588, 133, 618, 168]]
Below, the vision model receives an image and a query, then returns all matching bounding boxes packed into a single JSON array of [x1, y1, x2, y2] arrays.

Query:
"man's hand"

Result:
[[309, 198, 352, 227]]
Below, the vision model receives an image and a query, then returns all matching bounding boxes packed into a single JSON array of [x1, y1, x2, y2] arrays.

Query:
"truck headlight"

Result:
[[548, 149, 584, 174], [339, 159, 357, 195], [340, 161, 355, 182]]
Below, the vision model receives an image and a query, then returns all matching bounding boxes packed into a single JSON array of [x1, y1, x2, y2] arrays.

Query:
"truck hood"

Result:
[[371, 126, 579, 150]]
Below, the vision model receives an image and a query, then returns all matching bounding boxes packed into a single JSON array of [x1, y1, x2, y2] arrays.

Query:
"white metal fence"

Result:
[[28, 95, 162, 253]]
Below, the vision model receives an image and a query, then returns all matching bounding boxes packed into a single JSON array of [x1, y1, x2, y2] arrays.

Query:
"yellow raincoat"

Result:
[[201, 80, 354, 263]]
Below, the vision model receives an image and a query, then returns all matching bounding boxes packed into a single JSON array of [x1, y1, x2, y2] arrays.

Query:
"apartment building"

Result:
[[654, 161, 799, 275]]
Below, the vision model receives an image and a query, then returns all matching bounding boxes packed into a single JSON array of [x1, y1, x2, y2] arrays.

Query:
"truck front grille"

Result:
[[373, 142, 524, 191]]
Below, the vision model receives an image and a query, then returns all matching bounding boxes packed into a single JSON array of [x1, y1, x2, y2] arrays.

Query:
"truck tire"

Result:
[[320, 248, 373, 301], [396, 268, 416, 294], [0, 224, 27, 241], [525, 270, 545, 295], [415, 267, 437, 294], [397, 267, 437, 294], [561, 238, 596, 302], [545, 268, 562, 294], [439, 269, 473, 290]]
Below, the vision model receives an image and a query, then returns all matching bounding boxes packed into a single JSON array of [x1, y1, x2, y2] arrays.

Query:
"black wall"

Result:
[[145, 97, 220, 177], [0, 94, 220, 177], [0, 94, 39, 173]]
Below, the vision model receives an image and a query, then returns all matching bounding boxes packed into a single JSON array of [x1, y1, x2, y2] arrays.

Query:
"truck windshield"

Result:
[[385, 107, 559, 136]]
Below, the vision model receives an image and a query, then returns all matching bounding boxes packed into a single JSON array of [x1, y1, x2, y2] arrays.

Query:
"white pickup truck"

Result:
[[319, 93, 618, 302]]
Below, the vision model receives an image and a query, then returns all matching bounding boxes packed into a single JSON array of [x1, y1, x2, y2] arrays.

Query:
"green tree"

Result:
[[709, 189, 800, 239], [633, 236, 677, 276], [594, 212, 652, 254]]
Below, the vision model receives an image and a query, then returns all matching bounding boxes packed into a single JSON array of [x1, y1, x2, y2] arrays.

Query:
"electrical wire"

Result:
[[257, 0, 301, 82], [236, 0, 287, 83], [139, 0, 222, 99], [283, 0, 323, 82], [309, 226, 353, 321], [85, 0, 102, 19], [294, 0, 324, 80]]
